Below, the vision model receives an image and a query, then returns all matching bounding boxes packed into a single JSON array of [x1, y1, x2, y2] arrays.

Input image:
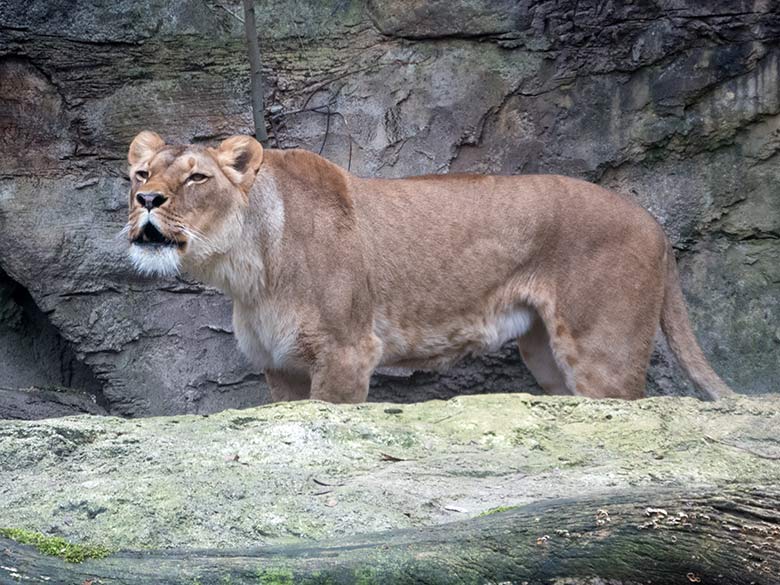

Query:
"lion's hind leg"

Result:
[[535, 303, 656, 400], [517, 305, 651, 400], [516, 316, 573, 396]]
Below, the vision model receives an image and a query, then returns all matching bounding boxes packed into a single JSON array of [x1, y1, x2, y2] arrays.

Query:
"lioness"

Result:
[[124, 131, 733, 403]]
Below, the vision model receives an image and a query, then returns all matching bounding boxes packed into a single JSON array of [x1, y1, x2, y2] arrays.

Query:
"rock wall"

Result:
[[0, 1, 778, 417]]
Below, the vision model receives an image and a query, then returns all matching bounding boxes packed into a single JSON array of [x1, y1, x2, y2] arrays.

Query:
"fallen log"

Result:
[[2, 485, 778, 584]]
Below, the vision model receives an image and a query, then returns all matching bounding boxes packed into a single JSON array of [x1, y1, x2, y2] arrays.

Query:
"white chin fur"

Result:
[[129, 243, 181, 277]]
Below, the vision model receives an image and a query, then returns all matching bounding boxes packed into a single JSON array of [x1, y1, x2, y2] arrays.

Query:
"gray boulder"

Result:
[[1, 394, 778, 582]]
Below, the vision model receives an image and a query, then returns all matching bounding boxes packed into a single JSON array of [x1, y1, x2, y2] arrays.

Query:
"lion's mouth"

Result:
[[132, 222, 182, 248]]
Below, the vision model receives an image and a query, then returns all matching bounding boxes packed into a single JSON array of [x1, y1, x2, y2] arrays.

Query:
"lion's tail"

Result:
[[660, 242, 734, 400]]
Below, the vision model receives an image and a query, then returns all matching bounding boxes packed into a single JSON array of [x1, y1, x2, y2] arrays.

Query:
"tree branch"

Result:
[[241, 0, 268, 144], [3, 486, 778, 584]]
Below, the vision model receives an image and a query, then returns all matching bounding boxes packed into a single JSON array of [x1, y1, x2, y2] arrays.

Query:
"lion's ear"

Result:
[[216, 135, 264, 191], [128, 131, 165, 166]]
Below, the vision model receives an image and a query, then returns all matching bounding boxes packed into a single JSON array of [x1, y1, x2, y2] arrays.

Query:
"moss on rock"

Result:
[[0, 528, 111, 563], [0, 394, 778, 553]]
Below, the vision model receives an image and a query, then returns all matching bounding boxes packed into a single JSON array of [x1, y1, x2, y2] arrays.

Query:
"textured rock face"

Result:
[[0, 1, 778, 416]]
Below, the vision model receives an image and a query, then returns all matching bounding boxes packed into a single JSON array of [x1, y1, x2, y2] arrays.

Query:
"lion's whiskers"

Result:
[[116, 222, 133, 240], [178, 224, 218, 254]]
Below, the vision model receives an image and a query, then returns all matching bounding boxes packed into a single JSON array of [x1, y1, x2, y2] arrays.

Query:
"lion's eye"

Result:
[[135, 170, 149, 181], [187, 173, 209, 184]]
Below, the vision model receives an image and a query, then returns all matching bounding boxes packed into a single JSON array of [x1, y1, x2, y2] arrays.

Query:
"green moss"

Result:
[[478, 505, 517, 517], [298, 570, 338, 585], [0, 528, 112, 563], [257, 567, 294, 584], [354, 567, 383, 585]]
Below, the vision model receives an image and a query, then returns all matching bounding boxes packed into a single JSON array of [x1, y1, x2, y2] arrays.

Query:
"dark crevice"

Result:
[[0, 265, 108, 416]]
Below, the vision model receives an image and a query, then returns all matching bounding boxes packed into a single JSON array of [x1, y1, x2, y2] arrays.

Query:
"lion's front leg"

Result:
[[309, 336, 382, 404], [264, 369, 311, 402]]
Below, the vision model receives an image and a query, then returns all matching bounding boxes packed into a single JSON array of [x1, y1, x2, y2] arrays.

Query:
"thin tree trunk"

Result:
[[3, 486, 778, 584], [241, 0, 268, 144]]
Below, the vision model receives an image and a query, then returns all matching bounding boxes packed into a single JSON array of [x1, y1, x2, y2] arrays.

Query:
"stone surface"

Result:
[[0, 394, 778, 552], [0, 387, 107, 420], [0, 1, 778, 416]]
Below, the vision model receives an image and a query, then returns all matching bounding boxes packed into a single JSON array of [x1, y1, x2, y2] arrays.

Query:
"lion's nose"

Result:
[[136, 192, 168, 210]]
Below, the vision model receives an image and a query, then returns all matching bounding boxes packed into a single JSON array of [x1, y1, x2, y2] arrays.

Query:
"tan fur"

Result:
[[125, 132, 735, 403]]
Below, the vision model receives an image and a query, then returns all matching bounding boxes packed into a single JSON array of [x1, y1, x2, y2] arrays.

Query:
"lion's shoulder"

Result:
[[264, 149, 353, 216]]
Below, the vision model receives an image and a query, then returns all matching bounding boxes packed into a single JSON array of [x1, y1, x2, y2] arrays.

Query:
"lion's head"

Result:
[[124, 131, 263, 276]]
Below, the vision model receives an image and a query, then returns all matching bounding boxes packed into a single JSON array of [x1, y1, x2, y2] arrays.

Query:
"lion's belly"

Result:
[[375, 306, 535, 370]]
